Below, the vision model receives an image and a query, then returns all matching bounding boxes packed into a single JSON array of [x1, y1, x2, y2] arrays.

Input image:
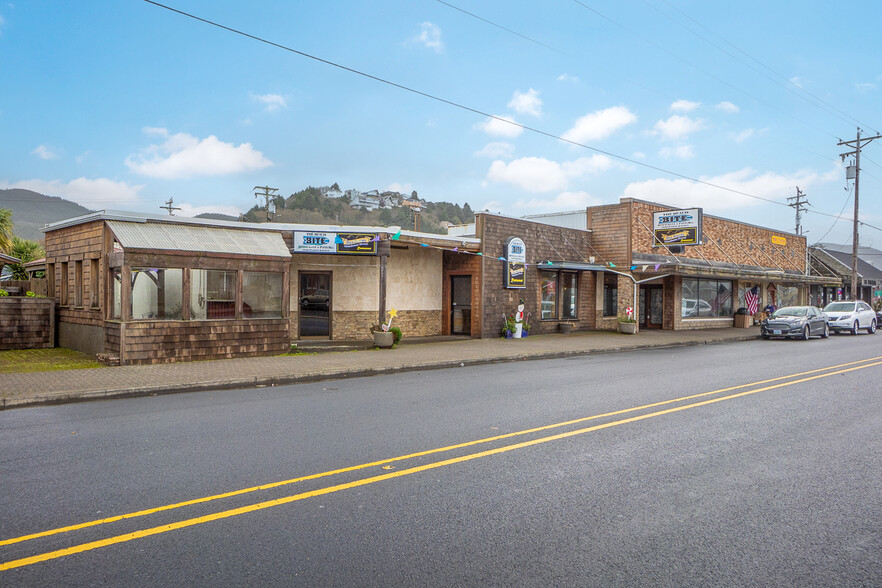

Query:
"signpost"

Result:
[[652, 208, 703, 247]]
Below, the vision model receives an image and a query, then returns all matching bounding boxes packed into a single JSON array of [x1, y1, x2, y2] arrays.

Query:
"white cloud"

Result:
[[125, 130, 273, 179], [789, 77, 804, 89], [623, 166, 837, 212], [176, 203, 243, 218], [557, 73, 578, 83], [0, 178, 142, 207], [732, 128, 755, 143], [855, 82, 876, 93], [32, 145, 58, 160], [486, 190, 603, 213], [384, 182, 413, 194], [653, 115, 704, 140], [671, 99, 700, 113], [142, 126, 169, 137], [716, 101, 740, 114], [474, 142, 515, 159], [486, 154, 613, 193], [561, 106, 637, 144], [659, 145, 695, 159], [250, 92, 287, 113], [508, 89, 542, 117], [414, 22, 444, 53], [476, 115, 523, 138]]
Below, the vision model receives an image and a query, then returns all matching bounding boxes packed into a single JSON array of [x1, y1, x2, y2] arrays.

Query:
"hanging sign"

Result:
[[293, 231, 377, 255], [504, 236, 526, 289], [653, 208, 702, 247]]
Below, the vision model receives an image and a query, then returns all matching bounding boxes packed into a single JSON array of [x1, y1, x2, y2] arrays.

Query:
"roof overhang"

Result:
[[632, 254, 837, 285], [107, 220, 291, 258]]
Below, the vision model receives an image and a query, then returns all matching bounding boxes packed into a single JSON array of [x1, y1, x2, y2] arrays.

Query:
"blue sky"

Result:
[[1, 1, 881, 246]]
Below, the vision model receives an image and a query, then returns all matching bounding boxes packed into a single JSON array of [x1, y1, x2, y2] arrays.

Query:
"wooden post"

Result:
[[378, 240, 390, 326]]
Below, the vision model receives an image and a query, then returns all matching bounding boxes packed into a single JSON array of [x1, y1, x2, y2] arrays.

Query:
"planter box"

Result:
[[559, 323, 573, 334], [373, 330, 395, 348], [618, 322, 637, 334]]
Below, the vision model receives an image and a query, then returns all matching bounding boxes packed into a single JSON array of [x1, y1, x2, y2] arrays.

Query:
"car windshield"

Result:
[[773, 307, 806, 317], [824, 302, 855, 312]]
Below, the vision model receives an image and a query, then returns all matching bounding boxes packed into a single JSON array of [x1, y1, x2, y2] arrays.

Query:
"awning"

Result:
[[632, 254, 837, 285], [107, 220, 290, 258]]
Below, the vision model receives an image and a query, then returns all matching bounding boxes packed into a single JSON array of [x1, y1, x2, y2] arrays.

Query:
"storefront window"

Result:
[[561, 273, 577, 319], [540, 272, 557, 319], [603, 273, 618, 317], [243, 271, 283, 318], [191, 269, 237, 320], [111, 269, 121, 320], [777, 285, 799, 307], [682, 278, 733, 317], [131, 268, 183, 320]]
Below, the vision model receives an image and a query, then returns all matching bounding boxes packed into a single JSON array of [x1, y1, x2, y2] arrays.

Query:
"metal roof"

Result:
[[107, 220, 290, 258]]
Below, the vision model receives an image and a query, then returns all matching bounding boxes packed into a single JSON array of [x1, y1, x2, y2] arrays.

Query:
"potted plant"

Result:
[[371, 324, 394, 348], [559, 321, 574, 334], [501, 313, 516, 338], [618, 306, 638, 334]]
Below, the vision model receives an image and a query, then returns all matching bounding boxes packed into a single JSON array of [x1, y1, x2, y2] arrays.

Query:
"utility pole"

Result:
[[787, 186, 809, 236], [839, 128, 882, 301], [253, 186, 279, 222], [159, 197, 182, 216]]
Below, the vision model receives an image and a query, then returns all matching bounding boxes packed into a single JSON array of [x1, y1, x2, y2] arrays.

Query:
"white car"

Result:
[[823, 300, 877, 335]]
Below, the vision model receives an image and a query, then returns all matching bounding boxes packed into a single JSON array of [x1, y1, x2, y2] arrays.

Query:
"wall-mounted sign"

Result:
[[653, 208, 703, 247], [293, 231, 377, 255], [770, 235, 787, 246], [504, 236, 526, 289]]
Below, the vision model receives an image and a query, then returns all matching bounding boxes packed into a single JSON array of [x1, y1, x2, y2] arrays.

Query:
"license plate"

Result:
[[772, 330, 781, 335]]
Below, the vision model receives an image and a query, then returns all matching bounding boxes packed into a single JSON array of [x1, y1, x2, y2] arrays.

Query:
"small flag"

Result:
[[547, 261, 553, 265], [420, 243, 429, 247], [609, 262, 616, 268], [452, 247, 458, 252], [498, 257, 506, 261], [642, 265, 648, 272], [477, 252, 483, 256], [745, 286, 759, 316], [654, 264, 660, 271], [392, 230, 401, 240], [371, 235, 380, 242], [630, 266, 637, 270]]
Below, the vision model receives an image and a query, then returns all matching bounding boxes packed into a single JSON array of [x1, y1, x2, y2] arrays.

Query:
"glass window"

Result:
[[682, 278, 733, 318], [191, 269, 238, 320], [243, 271, 283, 318], [540, 272, 557, 319], [561, 273, 577, 319], [603, 273, 618, 317], [111, 269, 121, 320], [777, 285, 799, 307], [131, 268, 183, 320]]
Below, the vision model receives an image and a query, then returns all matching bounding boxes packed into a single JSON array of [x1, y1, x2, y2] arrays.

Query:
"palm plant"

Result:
[[8, 237, 44, 280], [0, 209, 13, 253]]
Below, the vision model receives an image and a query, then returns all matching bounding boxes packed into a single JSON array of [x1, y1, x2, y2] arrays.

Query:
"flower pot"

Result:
[[618, 322, 637, 334], [559, 323, 573, 334], [373, 330, 395, 348], [513, 323, 523, 338]]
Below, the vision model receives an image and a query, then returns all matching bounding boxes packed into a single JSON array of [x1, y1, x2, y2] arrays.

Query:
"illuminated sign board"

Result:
[[653, 208, 703, 247], [293, 231, 377, 255], [770, 235, 787, 246], [504, 236, 526, 289]]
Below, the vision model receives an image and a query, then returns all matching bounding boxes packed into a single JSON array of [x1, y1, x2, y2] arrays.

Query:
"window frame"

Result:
[[540, 270, 579, 321]]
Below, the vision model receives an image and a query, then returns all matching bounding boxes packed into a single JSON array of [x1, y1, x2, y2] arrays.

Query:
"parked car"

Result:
[[823, 300, 877, 335], [761, 306, 829, 340]]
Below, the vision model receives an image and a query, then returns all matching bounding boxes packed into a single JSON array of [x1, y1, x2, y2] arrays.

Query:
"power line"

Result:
[[143, 1, 882, 236]]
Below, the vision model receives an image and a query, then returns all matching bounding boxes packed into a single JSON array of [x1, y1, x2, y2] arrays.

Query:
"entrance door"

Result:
[[450, 275, 471, 335], [640, 285, 664, 329], [299, 273, 331, 337]]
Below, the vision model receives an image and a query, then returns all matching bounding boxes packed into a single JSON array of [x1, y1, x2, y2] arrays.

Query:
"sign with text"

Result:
[[504, 236, 526, 289], [653, 208, 702, 247], [770, 235, 787, 246], [293, 231, 377, 255]]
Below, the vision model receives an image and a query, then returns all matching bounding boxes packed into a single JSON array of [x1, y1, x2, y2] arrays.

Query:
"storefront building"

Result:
[[42, 211, 480, 364]]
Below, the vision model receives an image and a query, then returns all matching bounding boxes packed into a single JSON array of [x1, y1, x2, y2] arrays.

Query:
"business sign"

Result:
[[653, 208, 702, 247], [504, 236, 526, 289], [770, 235, 787, 246], [293, 231, 377, 255]]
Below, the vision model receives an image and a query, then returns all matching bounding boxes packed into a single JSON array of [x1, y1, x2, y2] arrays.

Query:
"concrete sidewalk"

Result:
[[1, 327, 761, 409]]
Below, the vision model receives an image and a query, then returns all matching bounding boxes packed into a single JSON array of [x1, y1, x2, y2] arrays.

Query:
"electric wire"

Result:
[[143, 1, 882, 237]]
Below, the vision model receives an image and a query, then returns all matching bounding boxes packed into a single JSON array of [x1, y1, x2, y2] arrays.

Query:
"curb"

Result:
[[0, 333, 759, 410]]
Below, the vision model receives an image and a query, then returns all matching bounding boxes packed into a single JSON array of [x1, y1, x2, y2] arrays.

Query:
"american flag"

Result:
[[745, 286, 759, 315]]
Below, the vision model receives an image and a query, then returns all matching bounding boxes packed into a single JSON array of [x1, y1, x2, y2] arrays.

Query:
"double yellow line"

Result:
[[3, 356, 881, 571]]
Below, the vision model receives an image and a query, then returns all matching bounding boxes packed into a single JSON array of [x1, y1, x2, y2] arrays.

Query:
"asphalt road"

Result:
[[2, 334, 881, 586]]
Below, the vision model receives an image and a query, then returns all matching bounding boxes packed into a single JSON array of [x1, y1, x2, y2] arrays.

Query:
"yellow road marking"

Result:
[[2, 355, 880, 550], [2, 358, 881, 571]]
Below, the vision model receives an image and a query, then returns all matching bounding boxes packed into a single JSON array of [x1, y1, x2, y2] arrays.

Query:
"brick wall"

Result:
[[0, 298, 55, 350], [586, 204, 631, 267], [442, 250, 482, 336], [478, 213, 595, 337]]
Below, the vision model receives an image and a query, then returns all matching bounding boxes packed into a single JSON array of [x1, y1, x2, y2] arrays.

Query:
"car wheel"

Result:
[[852, 321, 860, 336], [821, 323, 829, 338], [868, 319, 877, 334], [801, 326, 810, 340]]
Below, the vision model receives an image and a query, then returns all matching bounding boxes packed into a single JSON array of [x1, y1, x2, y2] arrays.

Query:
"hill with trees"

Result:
[[0, 189, 93, 242]]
